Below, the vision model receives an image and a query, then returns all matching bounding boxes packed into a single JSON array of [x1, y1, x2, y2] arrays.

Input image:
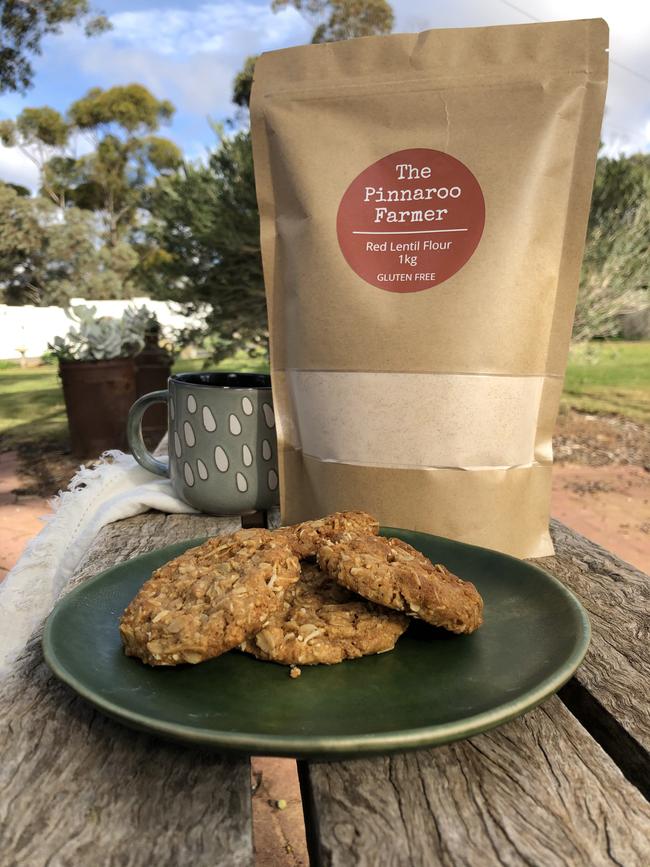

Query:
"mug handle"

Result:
[[127, 390, 169, 477]]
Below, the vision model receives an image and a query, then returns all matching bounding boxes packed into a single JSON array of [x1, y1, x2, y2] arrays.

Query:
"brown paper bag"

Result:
[[251, 19, 608, 558]]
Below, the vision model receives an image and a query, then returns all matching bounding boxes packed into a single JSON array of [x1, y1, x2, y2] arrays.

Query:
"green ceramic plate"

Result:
[[43, 528, 589, 758]]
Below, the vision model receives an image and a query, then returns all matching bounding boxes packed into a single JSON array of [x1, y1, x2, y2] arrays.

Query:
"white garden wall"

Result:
[[0, 298, 201, 360]]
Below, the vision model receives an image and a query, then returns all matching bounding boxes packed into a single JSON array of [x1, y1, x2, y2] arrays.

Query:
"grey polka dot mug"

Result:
[[127, 372, 279, 515]]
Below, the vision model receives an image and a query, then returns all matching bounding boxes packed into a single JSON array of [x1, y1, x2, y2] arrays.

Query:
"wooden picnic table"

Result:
[[1, 510, 649, 866]]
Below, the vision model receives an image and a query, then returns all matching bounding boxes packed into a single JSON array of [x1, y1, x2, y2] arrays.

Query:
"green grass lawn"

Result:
[[0, 366, 68, 447], [0, 342, 647, 452], [561, 341, 650, 423], [0, 350, 269, 451]]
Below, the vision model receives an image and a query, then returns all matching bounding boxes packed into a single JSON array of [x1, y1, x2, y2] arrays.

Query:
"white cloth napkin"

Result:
[[0, 450, 195, 680]]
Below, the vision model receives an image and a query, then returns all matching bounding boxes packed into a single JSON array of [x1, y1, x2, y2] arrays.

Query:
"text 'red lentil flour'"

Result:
[[251, 19, 608, 558]]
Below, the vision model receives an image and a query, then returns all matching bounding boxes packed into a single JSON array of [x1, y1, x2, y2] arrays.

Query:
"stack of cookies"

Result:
[[119, 512, 483, 675]]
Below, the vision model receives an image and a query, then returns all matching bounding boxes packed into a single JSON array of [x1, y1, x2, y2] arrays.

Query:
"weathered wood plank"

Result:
[[65, 511, 242, 592], [301, 696, 650, 867], [0, 512, 253, 867], [543, 520, 649, 753]]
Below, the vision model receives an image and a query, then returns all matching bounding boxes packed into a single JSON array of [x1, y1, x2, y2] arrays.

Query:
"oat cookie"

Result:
[[120, 529, 300, 666], [241, 562, 408, 665], [318, 536, 483, 634], [274, 511, 379, 558]]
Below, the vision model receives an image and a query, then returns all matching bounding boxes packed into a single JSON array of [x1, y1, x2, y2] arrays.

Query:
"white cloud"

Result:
[[0, 146, 39, 191], [109, 2, 309, 56], [600, 119, 650, 158], [42, 2, 312, 120], [78, 44, 240, 116]]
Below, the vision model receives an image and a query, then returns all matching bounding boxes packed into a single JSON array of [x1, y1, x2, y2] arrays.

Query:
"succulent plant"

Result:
[[48, 304, 155, 361]]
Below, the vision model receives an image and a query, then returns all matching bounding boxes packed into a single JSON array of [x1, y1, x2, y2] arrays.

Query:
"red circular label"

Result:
[[336, 148, 485, 292]]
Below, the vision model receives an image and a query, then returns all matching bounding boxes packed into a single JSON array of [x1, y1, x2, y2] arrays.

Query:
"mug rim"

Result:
[[170, 371, 272, 391]]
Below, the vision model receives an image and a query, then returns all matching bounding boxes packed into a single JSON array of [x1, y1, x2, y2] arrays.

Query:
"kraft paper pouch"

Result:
[[251, 19, 608, 558]]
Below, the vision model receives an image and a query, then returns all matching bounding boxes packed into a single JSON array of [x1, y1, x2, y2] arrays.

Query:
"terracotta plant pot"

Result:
[[59, 358, 137, 458]]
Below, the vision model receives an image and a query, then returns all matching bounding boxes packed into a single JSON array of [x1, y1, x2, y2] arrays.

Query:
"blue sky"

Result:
[[1, 0, 649, 190]]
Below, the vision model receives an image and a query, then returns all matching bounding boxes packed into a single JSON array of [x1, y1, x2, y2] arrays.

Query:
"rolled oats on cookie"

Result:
[[318, 535, 483, 634], [119, 529, 300, 666], [274, 511, 379, 558], [241, 562, 408, 665]]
